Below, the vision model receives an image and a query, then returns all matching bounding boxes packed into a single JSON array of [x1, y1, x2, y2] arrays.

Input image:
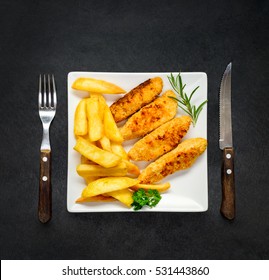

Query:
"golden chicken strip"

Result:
[[138, 138, 207, 184], [128, 116, 192, 161], [110, 77, 163, 123], [120, 90, 177, 140]]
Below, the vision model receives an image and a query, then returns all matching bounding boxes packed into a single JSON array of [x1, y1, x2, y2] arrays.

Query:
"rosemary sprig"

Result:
[[168, 72, 207, 126]]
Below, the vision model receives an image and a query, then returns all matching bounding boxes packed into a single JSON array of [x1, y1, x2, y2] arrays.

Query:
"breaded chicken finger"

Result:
[[110, 77, 163, 123], [128, 116, 192, 161], [138, 138, 207, 184], [120, 90, 177, 140]]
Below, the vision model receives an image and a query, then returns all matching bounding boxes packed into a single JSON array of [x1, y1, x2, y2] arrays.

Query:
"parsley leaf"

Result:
[[131, 189, 162, 211]]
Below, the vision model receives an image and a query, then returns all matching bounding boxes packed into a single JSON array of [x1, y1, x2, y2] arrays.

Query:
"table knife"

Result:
[[219, 62, 235, 220]]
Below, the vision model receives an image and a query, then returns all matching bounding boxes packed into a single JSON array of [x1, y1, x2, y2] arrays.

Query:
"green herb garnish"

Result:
[[168, 72, 207, 126], [131, 189, 161, 211]]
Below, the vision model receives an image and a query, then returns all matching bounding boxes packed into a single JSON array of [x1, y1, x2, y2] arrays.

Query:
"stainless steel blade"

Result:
[[219, 62, 233, 150]]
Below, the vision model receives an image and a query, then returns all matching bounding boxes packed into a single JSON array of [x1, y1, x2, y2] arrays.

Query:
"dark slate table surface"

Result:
[[1, 0, 268, 260]]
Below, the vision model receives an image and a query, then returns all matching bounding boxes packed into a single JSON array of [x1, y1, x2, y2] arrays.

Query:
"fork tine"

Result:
[[51, 74, 57, 108], [38, 74, 42, 107], [43, 74, 47, 107], [48, 74, 52, 107]]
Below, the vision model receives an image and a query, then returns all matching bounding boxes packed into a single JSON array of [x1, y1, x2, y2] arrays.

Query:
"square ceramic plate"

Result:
[[67, 72, 208, 212]]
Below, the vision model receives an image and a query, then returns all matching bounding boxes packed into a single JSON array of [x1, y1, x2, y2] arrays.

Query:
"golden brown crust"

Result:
[[120, 90, 177, 140], [110, 77, 163, 123], [138, 138, 207, 184], [128, 116, 192, 161]]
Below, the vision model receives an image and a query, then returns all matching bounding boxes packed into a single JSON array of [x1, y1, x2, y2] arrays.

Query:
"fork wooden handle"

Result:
[[220, 147, 235, 220], [38, 150, 52, 223]]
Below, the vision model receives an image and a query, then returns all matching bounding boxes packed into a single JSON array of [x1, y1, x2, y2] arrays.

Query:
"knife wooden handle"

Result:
[[38, 150, 52, 223], [220, 147, 235, 220]]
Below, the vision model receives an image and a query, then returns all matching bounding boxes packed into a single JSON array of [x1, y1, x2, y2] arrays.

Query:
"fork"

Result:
[[38, 74, 57, 223]]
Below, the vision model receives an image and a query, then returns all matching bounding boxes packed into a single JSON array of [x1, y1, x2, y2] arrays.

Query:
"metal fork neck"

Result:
[[41, 126, 51, 151]]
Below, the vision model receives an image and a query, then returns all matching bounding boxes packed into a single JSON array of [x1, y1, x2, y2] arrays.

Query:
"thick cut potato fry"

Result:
[[103, 106, 123, 143], [98, 136, 111, 151], [110, 142, 128, 160], [84, 176, 100, 185], [82, 177, 139, 197], [76, 195, 115, 203], [74, 98, 88, 136], [98, 94, 107, 117], [131, 182, 170, 192], [86, 96, 104, 141], [72, 77, 125, 94], [77, 162, 127, 177], [98, 95, 123, 143], [81, 155, 96, 164], [74, 137, 122, 168], [107, 189, 134, 207], [122, 159, 140, 176]]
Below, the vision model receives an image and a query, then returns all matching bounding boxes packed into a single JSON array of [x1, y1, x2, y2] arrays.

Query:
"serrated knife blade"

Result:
[[219, 62, 233, 149], [219, 62, 235, 220]]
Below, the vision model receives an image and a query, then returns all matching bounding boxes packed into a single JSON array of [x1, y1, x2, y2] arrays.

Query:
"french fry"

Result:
[[111, 141, 128, 160], [80, 156, 99, 184], [98, 95, 124, 144], [131, 182, 171, 192], [123, 159, 140, 176], [74, 98, 88, 136], [104, 106, 123, 143], [82, 177, 139, 197], [84, 176, 100, 185], [80, 155, 96, 164], [110, 141, 140, 175], [76, 195, 115, 203], [77, 162, 127, 177], [107, 188, 134, 207], [98, 135, 111, 151], [72, 77, 125, 94], [86, 95, 104, 141], [74, 137, 122, 168], [98, 94, 107, 117]]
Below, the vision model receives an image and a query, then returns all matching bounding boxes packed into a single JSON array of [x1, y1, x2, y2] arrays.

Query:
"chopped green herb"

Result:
[[131, 189, 161, 211]]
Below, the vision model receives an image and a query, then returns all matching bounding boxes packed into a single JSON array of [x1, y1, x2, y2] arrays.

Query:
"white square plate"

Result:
[[67, 72, 208, 212]]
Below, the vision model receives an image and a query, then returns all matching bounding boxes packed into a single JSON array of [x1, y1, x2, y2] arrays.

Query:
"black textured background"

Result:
[[1, 0, 269, 260]]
